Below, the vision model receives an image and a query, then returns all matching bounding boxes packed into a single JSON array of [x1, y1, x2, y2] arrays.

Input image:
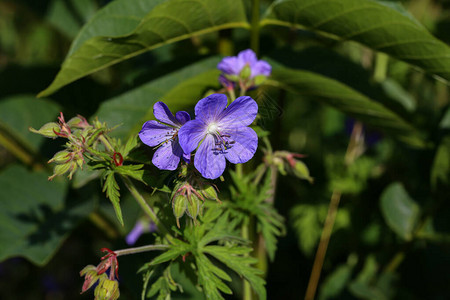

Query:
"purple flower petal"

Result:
[[139, 120, 173, 147], [126, 222, 144, 245], [251, 60, 271, 77], [178, 119, 207, 153], [217, 57, 242, 75], [153, 102, 178, 126], [194, 134, 226, 179], [175, 111, 191, 125], [152, 142, 181, 170], [224, 127, 258, 164], [194, 94, 228, 124], [218, 96, 258, 129], [238, 49, 258, 66]]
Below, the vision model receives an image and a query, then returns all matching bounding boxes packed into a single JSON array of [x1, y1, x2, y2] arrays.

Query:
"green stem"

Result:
[[242, 220, 253, 300], [0, 128, 43, 169], [121, 175, 174, 244], [373, 52, 388, 82], [114, 244, 169, 257], [99, 134, 115, 153], [250, 0, 260, 55]]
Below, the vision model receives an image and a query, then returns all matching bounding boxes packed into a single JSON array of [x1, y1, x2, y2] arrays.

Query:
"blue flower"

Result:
[[139, 102, 190, 170], [217, 49, 271, 81], [178, 94, 258, 179]]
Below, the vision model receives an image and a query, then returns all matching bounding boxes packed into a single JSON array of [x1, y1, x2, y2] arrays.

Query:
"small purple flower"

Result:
[[178, 94, 258, 179], [139, 102, 190, 170], [217, 49, 271, 80], [126, 220, 157, 245]]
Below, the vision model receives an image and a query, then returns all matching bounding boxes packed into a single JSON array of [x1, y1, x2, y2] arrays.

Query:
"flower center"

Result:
[[207, 123, 219, 134]]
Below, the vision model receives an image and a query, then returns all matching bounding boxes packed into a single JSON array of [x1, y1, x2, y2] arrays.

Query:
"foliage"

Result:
[[1, 0, 450, 299]]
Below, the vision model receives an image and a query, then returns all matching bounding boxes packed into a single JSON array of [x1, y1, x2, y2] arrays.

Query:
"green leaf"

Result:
[[0, 165, 91, 265], [102, 171, 124, 226], [115, 164, 145, 184], [380, 182, 420, 240], [95, 56, 221, 140], [431, 137, 450, 188], [196, 253, 233, 299], [262, 0, 450, 82], [38, 0, 249, 96], [0, 95, 60, 152], [67, 0, 167, 56], [268, 67, 426, 147], [204, 245, 266, 300]]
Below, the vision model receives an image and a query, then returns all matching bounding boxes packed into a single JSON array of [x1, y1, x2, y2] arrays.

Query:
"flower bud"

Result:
[[240, 65, 252, 79], [68, 115, 90, 128], [172, 193, 187, 228], [95, 277, 120, 300], [293, 160, 313, 183], [80, 265, 100, 293], [48, 150, 71, 164], [29, 122, 60, 138], [253, 74, 267, 86], [200, 184, 220, 203], [48, 162, 72, 180], [186, 193, 202, 221]]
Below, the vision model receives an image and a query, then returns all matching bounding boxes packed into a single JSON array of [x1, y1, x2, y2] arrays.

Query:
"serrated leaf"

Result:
[[380, 182, 420, 240], [204, 245, 266, 300], [102, 171, 124, 226], [115, 164, 146, 183], [268, 67, 426, 147], [262, 0, 450, 82], [39, 0, 249, 96]]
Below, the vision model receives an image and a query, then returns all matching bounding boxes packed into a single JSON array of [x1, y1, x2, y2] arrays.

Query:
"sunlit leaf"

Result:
[[38, 0, 248, 96], [262, 0, 450, 82]]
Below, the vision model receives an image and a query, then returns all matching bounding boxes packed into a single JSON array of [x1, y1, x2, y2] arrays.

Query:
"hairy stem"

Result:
[[121, 175, 174, 244], [114, 244, 169, 257], [242, 220, 253, 300]]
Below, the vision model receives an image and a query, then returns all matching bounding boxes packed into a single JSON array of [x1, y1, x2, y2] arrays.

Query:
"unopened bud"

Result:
[[80, 265, 100, 293], [68, 115, 90, 128], [95, 277, 120, 300], [48, 150, 71, 164], [225, 74, 240, 82], [29, 122, 60, 138], [240, 65, 252, 79], [200, 185, 220, 202], [49, 162, 72, 180], [292, 160, 313, 183], [186, 193, 202, 221], [172, 194, 187, 228]]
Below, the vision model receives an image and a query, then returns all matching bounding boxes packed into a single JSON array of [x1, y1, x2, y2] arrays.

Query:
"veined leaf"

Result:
[[268, 67, 426, 147], [68, 0, 167, 56], [95, 56, 221, 140], [39, 0, 248, 96], [262, 0, 450, 82]]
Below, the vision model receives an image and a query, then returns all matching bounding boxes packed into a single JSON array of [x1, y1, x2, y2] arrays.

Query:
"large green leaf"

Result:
[[0, 165, 93, 265], [268, 67, 426, 147], [0, 95, 61, 152], [67, 0, 167, 55], [262, 0, 450, 82], [380, 182, 420, 240], [95, 56, 221, 140], [38, 0, 248, 97]]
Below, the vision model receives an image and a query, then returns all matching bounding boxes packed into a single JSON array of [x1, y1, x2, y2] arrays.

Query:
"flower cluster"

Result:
[[139, 94, 259, 179], [217, 49, 271, 90], [80, 248, 120, 300]]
